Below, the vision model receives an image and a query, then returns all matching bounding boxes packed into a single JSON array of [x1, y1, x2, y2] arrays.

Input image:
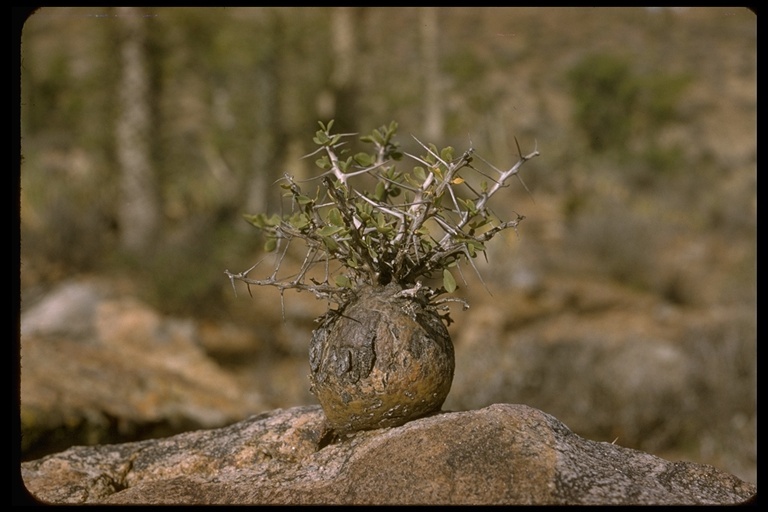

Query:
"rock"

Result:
[[20, 279, 110, 340], [446, 278, 757, 483], [20, 280, 265, 461], [20, 404, 755, 505]]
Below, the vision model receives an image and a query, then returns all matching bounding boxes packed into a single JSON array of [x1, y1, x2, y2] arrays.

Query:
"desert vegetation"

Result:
[[225, 119, 537, 433], [19, 7, 755, 482]]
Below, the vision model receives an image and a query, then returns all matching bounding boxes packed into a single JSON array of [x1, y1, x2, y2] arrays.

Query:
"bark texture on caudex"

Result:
[[309, 283, 454, 435]]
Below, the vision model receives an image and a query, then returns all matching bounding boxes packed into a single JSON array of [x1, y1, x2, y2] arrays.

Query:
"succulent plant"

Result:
[[226, 120, 538, 435]]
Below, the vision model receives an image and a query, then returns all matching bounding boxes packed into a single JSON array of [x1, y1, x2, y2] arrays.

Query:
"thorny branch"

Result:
[[227, 120, 539, 307]]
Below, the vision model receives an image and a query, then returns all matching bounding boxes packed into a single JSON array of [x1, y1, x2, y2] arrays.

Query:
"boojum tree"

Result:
[[226, 120, 538, 435]]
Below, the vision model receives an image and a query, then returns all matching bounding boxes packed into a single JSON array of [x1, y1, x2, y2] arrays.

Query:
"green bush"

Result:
[[568, 54, 639, 153], [567, 53, 690, 160]]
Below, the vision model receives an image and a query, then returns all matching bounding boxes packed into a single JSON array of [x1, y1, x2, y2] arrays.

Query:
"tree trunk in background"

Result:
[[245, 10, 284, 216], [115, 6, 161, 255], [421, 7, 444, 142], [317, 7, 360, 134]]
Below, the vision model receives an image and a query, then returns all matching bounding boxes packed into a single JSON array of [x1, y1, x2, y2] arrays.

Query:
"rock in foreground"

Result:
[[20, 404, 755, 505]]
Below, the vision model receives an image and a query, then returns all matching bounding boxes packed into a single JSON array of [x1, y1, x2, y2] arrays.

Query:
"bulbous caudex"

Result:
[[309, 283, 454, 435]]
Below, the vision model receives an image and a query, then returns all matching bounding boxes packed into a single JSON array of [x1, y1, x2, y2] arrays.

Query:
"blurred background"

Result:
[[18, 7, 755, 483]]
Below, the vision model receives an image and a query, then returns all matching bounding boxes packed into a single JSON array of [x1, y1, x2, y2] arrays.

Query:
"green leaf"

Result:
[[441, 146, 454, 162], [469, 218, 490, 231], [317, 225, 344, 237], [354, 152, 373, 167], [335, 274, 352, 288], [247, 213, 282, 228], [297, 194, 314, 206], [322, 236, 339, 252], [289, 212, 310, 230], [339, 156, 353, 172], [413, 166, 426, 182], [264, 237, 278, 253], [357, 210, 371, 224], [243, 213, 265, 228], [443, 269, 457, 293], [404, 174, 421, 188], [420, 237, 435, 251], [327, 207, 344, 227], [460, 197, 478, 215], [466, 240, 485, 258], [374, 181, 387, 201], [315, 156, 331, 170]]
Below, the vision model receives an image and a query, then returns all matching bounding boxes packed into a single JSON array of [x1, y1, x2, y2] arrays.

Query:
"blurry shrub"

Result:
[[134, 217, 262, 319], [560, 195, 683, 300], [566, 203, 655, 285], [567, 54, 639, 153], [680, 306, 756, 476], [567, 53, 691, 163], [639, 145, 685, 177], [20, 156, 118, 284]]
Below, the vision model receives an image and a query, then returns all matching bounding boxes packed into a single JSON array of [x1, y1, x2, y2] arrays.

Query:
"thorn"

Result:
[[225, 270, 238, 297], [516, 173, 535, 204], [514, 136, 523, 159]]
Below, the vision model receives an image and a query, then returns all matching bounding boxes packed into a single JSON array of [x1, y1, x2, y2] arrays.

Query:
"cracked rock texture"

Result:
[[20, 404, 755, 505]]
